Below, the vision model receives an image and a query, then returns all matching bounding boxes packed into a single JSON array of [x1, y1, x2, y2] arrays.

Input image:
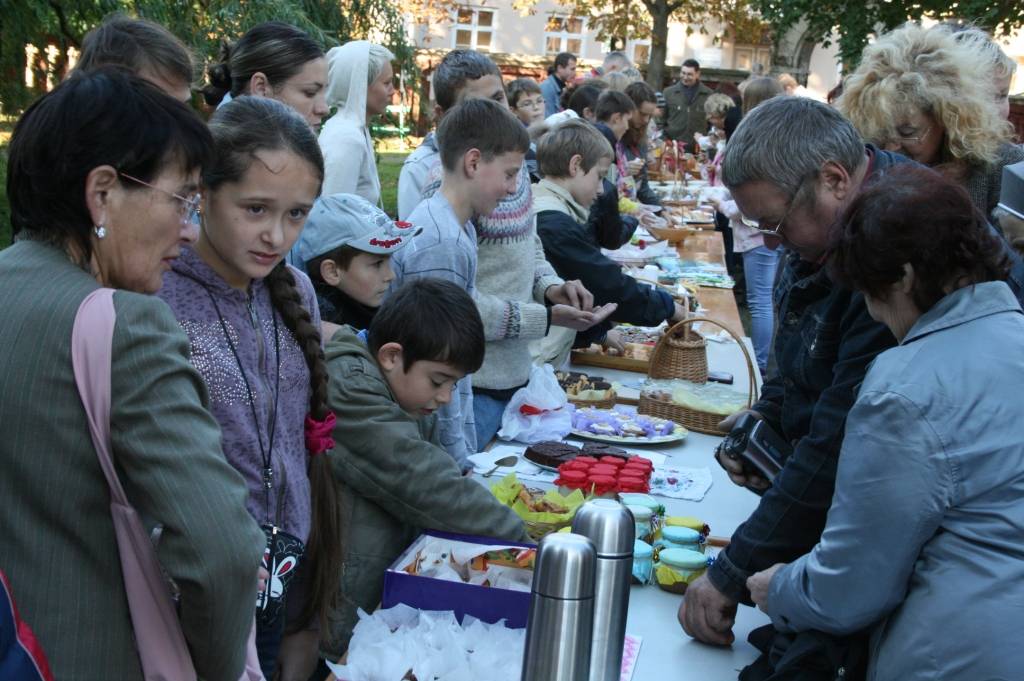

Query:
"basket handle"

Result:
[[648, 316, 758, 407], [634, 277, 695, 302]]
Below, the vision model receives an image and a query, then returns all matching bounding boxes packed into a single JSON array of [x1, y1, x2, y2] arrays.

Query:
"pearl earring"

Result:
[[94, 224, 107, 239]]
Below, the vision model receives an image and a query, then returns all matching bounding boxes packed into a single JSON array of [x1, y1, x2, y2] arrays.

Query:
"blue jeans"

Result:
[[255, 607, 285, 679], [742, 245, 780, 373], [473, 393, 510, 449]]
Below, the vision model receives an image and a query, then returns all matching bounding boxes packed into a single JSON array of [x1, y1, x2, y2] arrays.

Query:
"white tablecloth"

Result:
[[478, 337, 771, 679]]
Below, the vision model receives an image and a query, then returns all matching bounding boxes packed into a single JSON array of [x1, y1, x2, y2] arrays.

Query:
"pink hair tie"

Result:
[[304, 412, 336, 456]]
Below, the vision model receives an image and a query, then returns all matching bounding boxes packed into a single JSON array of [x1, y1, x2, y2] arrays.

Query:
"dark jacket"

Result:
[[662, 81, 713, 143], [536, 208, 675, 337], [315, 283, 376, 330], [707, 146, 909, 603], [621, 141, 662, 207], [322, 327, 530, 656], [588, 178, 639, 250]]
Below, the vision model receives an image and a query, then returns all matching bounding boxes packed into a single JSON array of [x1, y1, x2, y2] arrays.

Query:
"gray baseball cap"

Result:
[[998, 161, 1024, 220], [289, 193, 421, 273]]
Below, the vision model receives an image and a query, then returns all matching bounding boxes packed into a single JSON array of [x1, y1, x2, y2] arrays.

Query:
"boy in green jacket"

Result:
[[320, 278, 530, 660]]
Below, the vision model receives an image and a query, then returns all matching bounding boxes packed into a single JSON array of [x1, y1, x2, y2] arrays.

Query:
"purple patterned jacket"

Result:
[[158, 246, 320, 543]]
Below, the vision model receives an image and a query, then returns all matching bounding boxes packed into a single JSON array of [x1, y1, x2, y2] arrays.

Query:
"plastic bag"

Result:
[[497, 364, 572, 443]]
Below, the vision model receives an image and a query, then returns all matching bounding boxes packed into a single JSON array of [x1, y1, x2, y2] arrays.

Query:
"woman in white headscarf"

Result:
[[319, 40, 395, 205]]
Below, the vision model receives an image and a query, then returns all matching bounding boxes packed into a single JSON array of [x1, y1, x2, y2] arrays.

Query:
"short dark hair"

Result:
[[306, 245, 360, 286], [433, 49, 502, 111], [537, 119, 614, 177], [566, 81, 608, 117], [682, 59, 701, 71], [554, 52, 577, 69], [436, 98, 530, 172], [625, 80, 657, 107], [203, 22, 323, 107], [76, 15, 194, 86], [507, 77, 542, 108], [7, 68, 211, 259], [594, 89, 636, 121], [369, 278, 485, 374], [830, 165, 1010, 310]]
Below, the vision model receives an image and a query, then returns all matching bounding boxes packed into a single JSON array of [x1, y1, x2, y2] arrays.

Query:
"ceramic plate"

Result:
[[570, 427, 687, 445]]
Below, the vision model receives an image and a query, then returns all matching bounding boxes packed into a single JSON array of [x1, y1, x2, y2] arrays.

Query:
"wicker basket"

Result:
[[638, 317, 758, 435]]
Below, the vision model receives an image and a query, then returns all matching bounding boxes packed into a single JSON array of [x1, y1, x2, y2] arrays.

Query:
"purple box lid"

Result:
[[382, 529, 536, 629]]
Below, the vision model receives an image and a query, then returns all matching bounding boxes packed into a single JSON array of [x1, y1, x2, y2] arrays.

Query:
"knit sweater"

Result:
[[418, 149, 564, 391]]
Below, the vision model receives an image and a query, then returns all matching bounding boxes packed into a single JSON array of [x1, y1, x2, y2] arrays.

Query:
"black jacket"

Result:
[[314, 283, 376, 330], [621, 141, 662, 208], [536, 208, 674, 346], [587, 121, 639, 249], [707, 146, 909, 603]]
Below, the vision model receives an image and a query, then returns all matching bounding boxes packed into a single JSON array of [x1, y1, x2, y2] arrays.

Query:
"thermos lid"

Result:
[[572, 499, 635, 557], [532, 532, 596, 600]]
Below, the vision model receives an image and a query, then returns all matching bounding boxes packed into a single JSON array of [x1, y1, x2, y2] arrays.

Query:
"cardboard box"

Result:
[[381, 530, 536, 628]]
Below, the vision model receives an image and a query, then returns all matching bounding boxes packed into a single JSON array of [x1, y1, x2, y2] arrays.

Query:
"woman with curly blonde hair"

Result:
[[839, 22, 1024, 216]]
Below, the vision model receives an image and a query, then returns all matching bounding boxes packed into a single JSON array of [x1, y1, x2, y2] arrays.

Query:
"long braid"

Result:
[[265, 262, 342, 631]]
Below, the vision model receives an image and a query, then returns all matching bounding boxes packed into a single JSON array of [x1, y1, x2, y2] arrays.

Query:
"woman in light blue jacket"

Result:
[[747, 165, 1024, 681]]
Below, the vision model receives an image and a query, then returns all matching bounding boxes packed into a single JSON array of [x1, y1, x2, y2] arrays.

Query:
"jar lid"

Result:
[[626, 504, 652, 520], [619, 475, 647, 488], [662, 526, 701, 544], [618, 493, 660, 511], [658, 547, 708, 570], [633, 540, 653, 558]]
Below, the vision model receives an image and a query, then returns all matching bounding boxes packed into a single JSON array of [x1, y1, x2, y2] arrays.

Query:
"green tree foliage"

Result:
[[0, 0, 416, 114], [753, 0, 1024, 69]]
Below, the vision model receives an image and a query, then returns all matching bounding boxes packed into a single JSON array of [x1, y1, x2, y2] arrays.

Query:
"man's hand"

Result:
[[670, 302, 689, 323], [747, 563, 786, 613], [715, 409, 771, 491], [551, 303, 617, 331], [546, 280, 593, 310], [602, 328, 625, 354], [677, 574, 738, 646], [626, 157, 644, 177]]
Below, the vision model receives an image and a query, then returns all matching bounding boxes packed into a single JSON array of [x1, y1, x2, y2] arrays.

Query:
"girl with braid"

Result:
[[158, 96, 340, 681]]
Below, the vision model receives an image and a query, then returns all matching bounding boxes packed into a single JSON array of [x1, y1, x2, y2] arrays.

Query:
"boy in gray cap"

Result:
[[291, 193, 419, 329]]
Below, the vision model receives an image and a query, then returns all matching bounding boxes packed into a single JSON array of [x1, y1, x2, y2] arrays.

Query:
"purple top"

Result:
[[158, 246, 320, 542]]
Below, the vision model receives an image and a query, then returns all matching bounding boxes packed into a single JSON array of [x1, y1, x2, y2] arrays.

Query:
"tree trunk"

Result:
[[647, 2, 670, 90]]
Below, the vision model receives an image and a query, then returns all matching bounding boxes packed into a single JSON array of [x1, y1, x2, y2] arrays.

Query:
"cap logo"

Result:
[[369, 237, 403, 249], [394, 220, 413, 230]]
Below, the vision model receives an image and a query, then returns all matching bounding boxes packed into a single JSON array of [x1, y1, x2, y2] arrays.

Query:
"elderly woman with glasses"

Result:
[[839, 22, 1024, 218], [0, 69, 264, 680], [747, 164, 1024, 681]]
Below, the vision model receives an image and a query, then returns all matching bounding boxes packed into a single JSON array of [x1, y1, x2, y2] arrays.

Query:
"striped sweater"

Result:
[[413, 143, 564, 391]]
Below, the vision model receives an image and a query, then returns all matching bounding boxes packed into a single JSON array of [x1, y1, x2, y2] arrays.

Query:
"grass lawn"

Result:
[[378, 151, 408, 219]]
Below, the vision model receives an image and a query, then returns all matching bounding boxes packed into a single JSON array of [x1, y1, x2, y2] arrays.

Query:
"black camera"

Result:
[[716, 413, 791, 481]]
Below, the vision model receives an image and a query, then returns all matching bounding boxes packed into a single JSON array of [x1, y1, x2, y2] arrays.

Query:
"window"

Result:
[[734, 48, 754, 71], [454, 7, 495, 52], [544, 15, 585, 56], [630, 39, 651, 66]]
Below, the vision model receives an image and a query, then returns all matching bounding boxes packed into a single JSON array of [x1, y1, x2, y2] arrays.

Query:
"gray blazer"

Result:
[[767, 281, 1024, 681], [0, 240, 265, 680]]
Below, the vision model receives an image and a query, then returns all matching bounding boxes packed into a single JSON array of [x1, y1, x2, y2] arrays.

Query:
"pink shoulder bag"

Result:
[[72, 289, 263, 681]]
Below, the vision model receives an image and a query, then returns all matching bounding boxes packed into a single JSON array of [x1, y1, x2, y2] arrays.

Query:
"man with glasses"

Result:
[[677, 96, 908, 659], [541, 51, 577, 118]]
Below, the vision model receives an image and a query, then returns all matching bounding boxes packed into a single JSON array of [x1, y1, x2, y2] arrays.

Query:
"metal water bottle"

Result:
[[521, 533, 596, 681], [571, 499, 635, 681]]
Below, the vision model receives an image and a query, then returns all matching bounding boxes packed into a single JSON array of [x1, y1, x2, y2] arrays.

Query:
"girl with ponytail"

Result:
[[158, 95, 340, 680]]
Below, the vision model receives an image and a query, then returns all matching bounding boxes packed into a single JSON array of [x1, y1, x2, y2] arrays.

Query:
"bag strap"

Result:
[[71, 289, 128, 503], [71, 289, 199, 681]]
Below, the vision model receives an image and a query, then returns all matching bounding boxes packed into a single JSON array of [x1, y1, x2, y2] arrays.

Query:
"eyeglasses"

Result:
[[893, 126, 931, 144], [119, 172, 202, 224], [746, 181, 805, 237], [517, 97, 545, 110]]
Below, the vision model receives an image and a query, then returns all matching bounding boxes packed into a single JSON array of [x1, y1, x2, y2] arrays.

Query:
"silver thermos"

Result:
[[572, 499, 635, 681], [521, 532, 597, 681]]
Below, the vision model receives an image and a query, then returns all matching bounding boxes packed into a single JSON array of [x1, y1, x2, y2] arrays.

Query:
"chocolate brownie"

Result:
[[580, 443, 630, 460], [524, 441, 580, 468]]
